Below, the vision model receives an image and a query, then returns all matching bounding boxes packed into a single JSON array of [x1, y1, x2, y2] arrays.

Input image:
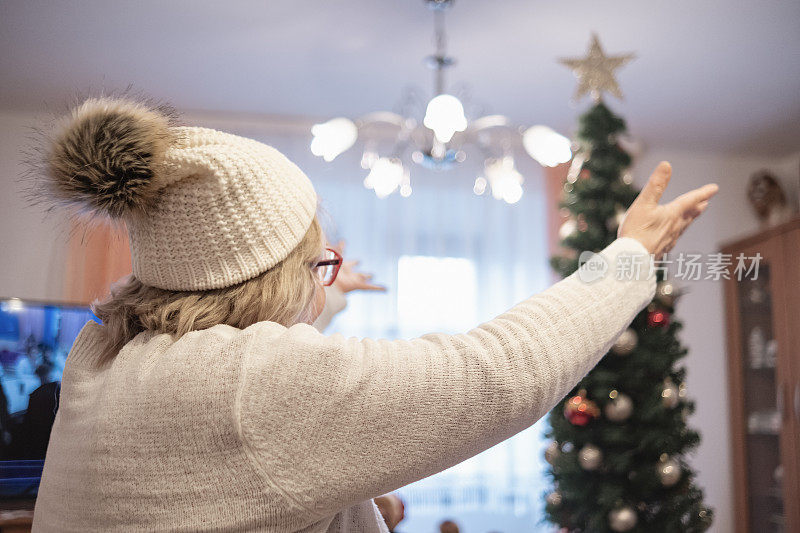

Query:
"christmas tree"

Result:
[[543, 36, 713, 532]]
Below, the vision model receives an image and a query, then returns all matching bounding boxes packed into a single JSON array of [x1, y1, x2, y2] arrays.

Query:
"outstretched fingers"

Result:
[[359, 276, 387, 292], [672, 193, 716, 236], [637, 161, 673, 206], [692, 200, 710, 217], [672, 184, 719, 217]]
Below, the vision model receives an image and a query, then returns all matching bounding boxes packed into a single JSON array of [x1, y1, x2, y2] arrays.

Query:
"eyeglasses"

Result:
[[313, 247, 343, 286]]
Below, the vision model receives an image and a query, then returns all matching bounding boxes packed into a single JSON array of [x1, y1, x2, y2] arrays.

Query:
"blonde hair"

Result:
[[92, 217, 324, 360]]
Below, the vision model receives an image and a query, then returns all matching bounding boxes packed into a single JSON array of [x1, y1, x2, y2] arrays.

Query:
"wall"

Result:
[[1, 106, 798, 532], [0, 109, 69, 301]]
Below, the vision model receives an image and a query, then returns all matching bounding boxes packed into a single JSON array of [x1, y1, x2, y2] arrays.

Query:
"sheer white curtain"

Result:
[[313, 177, 553, 532], [227, 126, 554, 532]]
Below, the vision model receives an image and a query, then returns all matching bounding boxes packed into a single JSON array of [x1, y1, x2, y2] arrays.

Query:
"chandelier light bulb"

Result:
[[399, 168, 413, 197], [484, 157, 524, 204], [502, 181, 523, 204], [473, 176, 487, 195], [360, 148, 379, 170], [310, 118, 358, 162], [522, 125, 573, 167], [366, 158, 405, 198], [423, 94, 467, 143]]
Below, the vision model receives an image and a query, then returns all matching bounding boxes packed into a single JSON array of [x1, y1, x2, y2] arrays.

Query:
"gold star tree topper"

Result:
[[559, 34, 635, 103]]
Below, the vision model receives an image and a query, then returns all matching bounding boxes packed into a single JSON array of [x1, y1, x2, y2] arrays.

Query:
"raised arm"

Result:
[[311, 285, 347, 332], [239, 238, 651, 517], [238, 163, 718, 518]]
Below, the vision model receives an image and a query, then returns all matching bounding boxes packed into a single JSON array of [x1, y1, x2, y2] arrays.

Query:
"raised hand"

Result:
[[618, 162, 719, 256], [330, 241, 386, 293]]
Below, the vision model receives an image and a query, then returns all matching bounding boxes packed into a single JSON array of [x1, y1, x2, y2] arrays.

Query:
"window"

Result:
[[397, 255, 478, 338]]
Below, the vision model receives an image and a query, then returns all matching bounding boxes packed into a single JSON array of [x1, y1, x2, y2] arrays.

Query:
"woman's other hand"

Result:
[[618, 162, 719, 255], [331, 241, 386, 293], [374, 493, 405, 531]]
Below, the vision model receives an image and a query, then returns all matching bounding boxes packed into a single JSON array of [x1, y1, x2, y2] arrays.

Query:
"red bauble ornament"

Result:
[[564, 389, 600, 426], [647, 308, 670, 328]]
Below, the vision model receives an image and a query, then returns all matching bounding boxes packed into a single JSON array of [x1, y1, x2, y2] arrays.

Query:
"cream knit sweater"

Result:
[[32, 238, 654, 532]]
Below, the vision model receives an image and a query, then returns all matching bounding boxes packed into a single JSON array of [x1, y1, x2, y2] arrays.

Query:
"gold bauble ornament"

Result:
[[608, 506, 638, 532], [661, 378, 680, 409], [611, 328, 638, 356], [545, 441, 561, 465], [658, 454, 682, 487], [546, 491, 563, 507], [656, 281, 677, 307]]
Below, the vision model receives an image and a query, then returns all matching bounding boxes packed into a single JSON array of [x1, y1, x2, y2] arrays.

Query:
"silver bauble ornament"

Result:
[[559, 219, 578, 240], [611, 329, 638, 356], [578, 444, 603, 470], [658, 455, 682, 487], [608, 506, 638, 532], [546, 491, 562, 507], [661, 378, 680, 409], [566, 152, 586, 183], [656, 281, 676, 307], [604, 392, 633, 422], [545, 441, 561, 465]]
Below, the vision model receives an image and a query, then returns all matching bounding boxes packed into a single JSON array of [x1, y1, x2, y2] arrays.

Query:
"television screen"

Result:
[[0, 297, 96, 498]]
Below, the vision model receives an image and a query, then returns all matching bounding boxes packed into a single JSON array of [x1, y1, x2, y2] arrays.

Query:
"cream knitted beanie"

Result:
[[39, 97, 317, 291]]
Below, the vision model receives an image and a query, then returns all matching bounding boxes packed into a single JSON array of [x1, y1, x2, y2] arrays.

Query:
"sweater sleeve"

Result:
[[238, 237, 655, 517], [311, 284, 348, 332]]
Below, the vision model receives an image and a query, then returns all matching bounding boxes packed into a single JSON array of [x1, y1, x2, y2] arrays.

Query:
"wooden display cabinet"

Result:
[[723, 217, 800, 533]]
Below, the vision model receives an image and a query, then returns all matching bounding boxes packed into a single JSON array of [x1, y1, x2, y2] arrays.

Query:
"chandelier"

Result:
[[309, 0, 573, 203]]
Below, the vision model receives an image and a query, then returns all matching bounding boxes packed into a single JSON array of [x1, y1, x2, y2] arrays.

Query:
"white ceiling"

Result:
[[1, 0, 798, 155]]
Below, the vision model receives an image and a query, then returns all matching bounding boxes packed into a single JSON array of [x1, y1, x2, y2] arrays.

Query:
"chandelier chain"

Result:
[[433, 9, 447, 94]]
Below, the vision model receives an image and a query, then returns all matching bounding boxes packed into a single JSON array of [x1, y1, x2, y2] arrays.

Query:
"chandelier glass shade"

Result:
[[310, 0, 573, 203]]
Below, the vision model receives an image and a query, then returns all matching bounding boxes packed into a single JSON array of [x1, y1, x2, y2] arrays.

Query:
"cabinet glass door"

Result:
[[736, 262, 786, 532]]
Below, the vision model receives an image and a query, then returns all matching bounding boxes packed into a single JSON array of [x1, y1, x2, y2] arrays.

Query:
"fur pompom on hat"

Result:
[[45, 97, 178, 219], [37, 96, 318, 291]]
